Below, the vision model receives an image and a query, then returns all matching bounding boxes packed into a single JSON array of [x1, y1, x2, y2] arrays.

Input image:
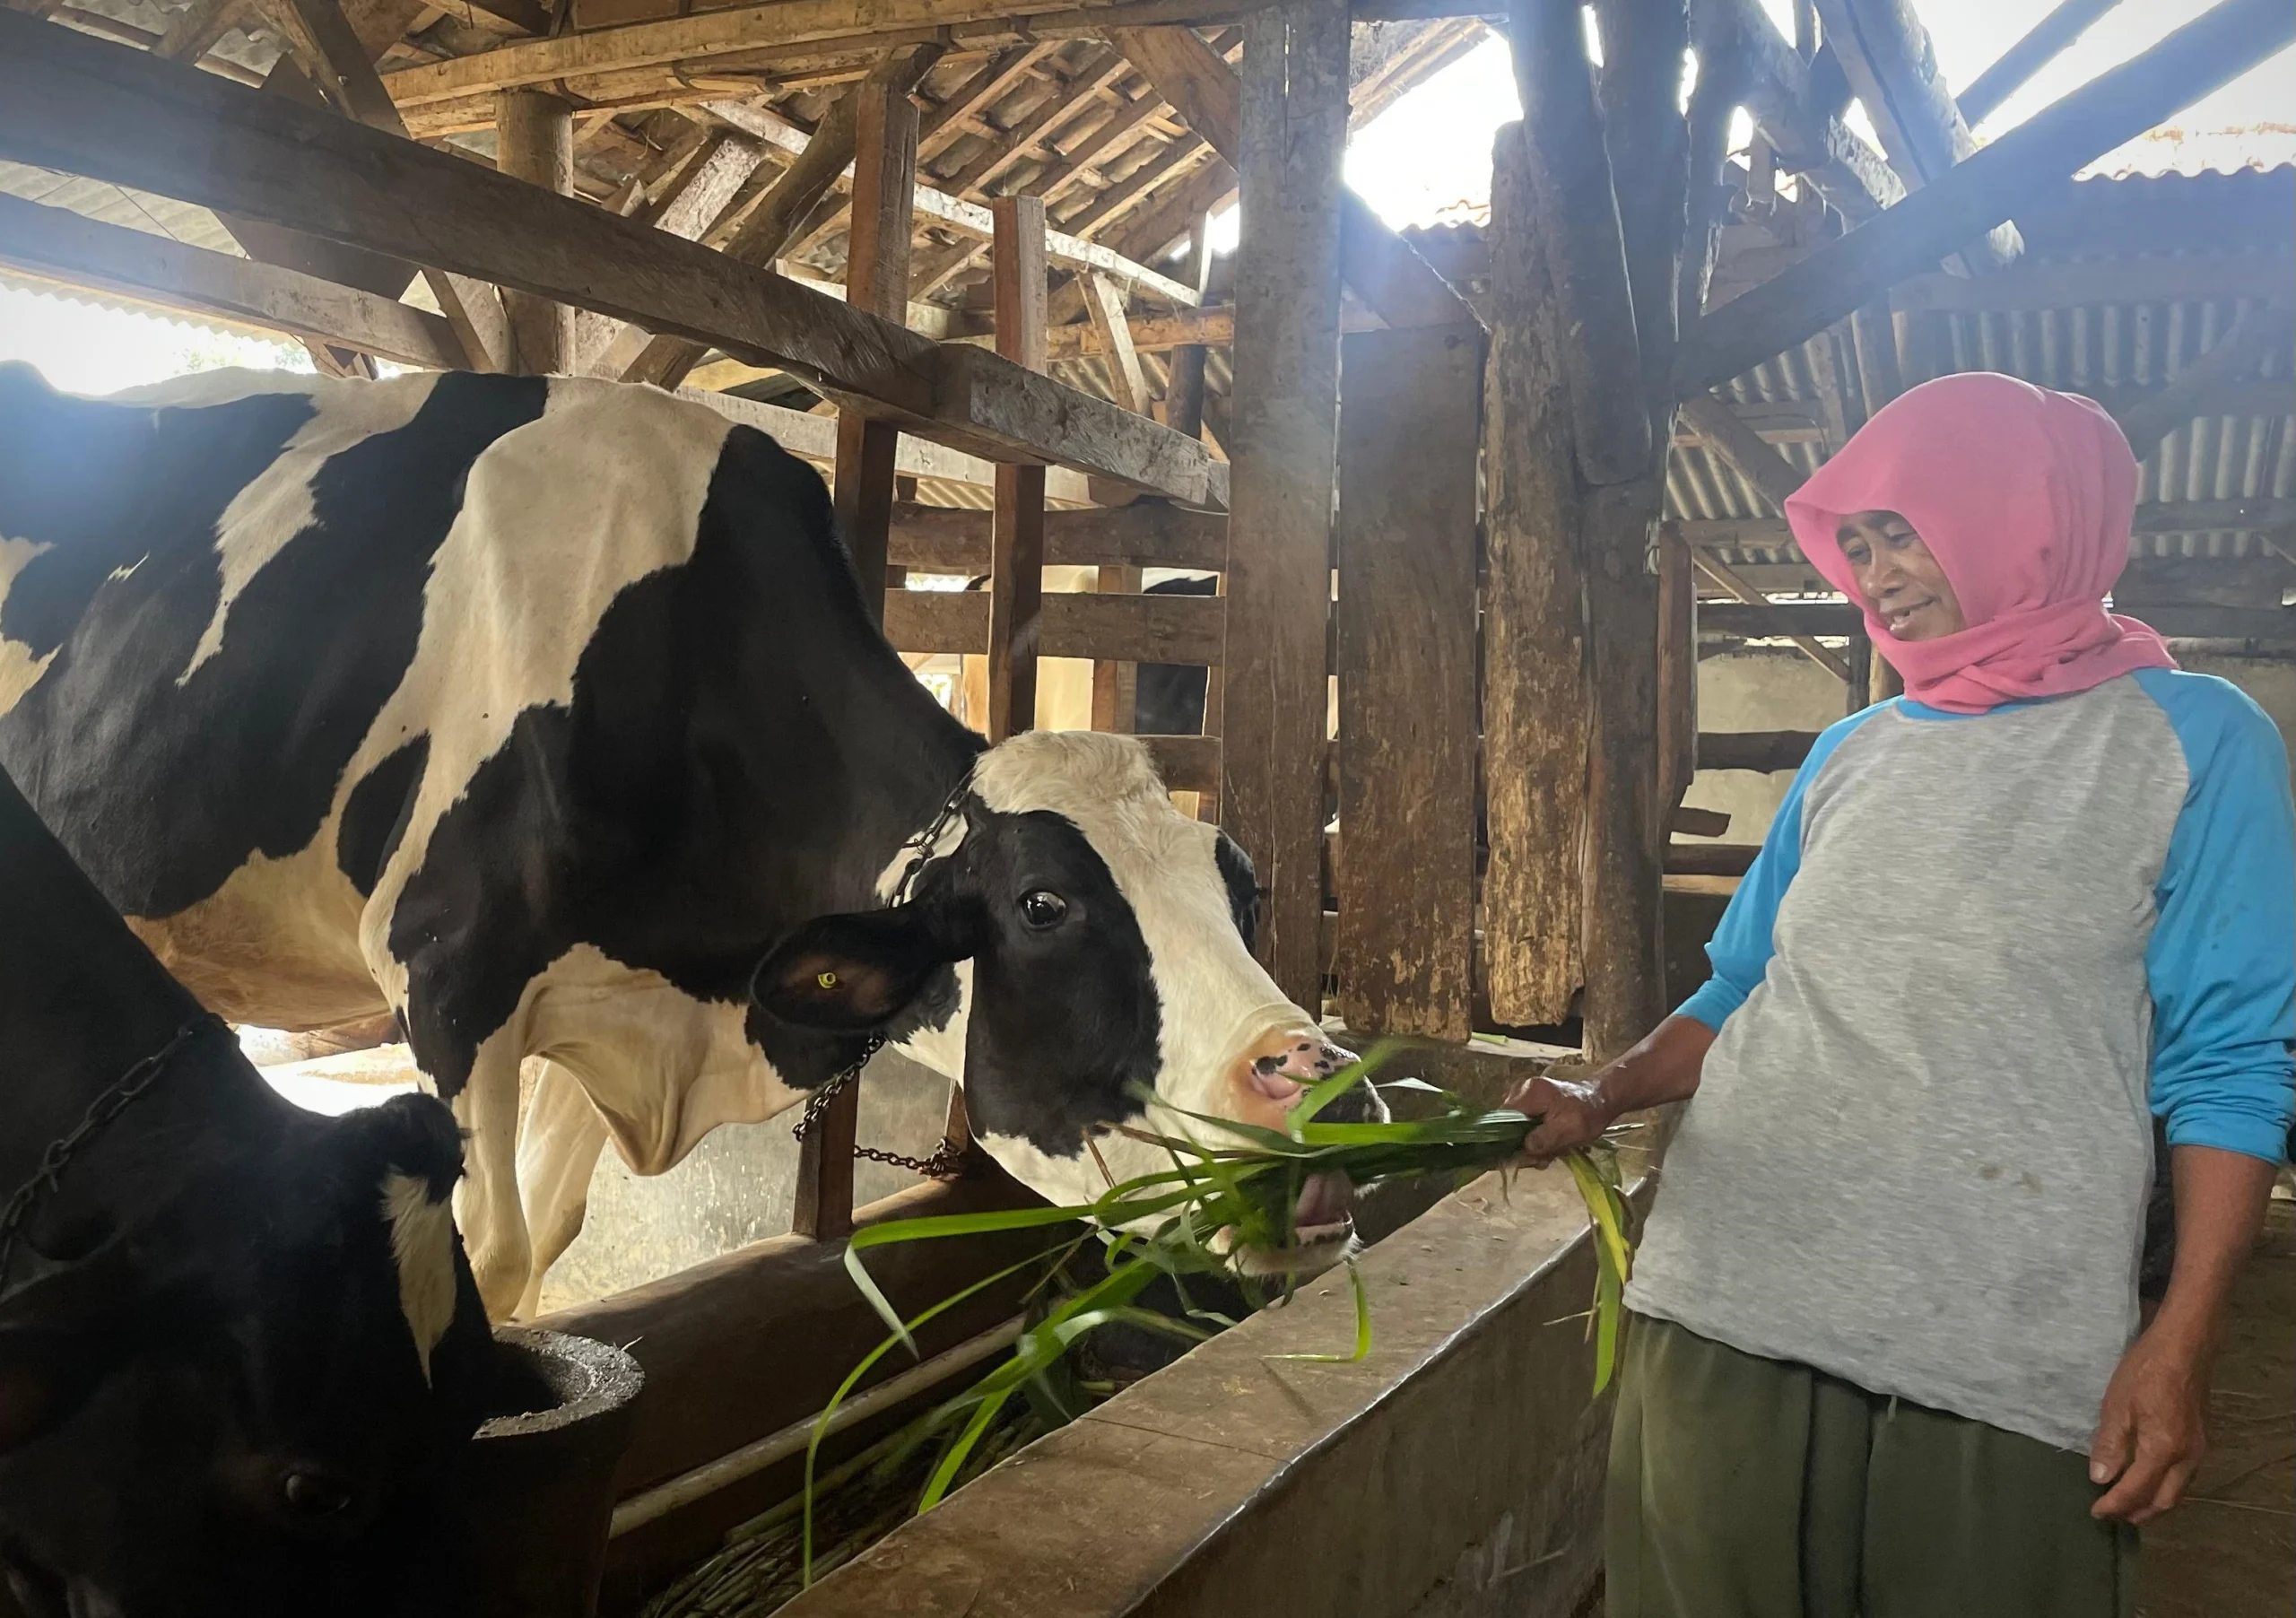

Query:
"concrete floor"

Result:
[[2136, 1196, 2294, 1617]]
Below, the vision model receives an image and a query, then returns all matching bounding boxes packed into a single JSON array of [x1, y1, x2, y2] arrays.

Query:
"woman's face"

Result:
[[1837, 509, 1967, 641]]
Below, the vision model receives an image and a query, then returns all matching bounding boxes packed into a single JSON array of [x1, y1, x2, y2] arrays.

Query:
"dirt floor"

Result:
[[2135, 1196, 2295, 1617]]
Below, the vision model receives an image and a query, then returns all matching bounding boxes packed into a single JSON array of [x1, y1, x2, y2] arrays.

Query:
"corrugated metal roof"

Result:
[[1676, 165, 2296, 574]]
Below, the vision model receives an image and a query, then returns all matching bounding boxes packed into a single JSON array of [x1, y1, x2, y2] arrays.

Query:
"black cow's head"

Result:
[[0, 1083, 504, 1618], [755, 731, 1385, 1271]]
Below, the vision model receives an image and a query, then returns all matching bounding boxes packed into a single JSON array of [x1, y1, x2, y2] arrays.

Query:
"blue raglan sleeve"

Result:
[[1676, 707, 1883, 1031], [2138, 670, 2296, 1162]]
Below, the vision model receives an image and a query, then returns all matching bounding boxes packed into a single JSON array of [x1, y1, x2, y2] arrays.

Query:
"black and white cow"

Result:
[[0, 752, 504, 1615], [0, 362, 1373, 1321]]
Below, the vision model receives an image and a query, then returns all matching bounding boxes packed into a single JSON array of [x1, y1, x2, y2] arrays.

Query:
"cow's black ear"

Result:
[[0, 1244, 141, 1453], [753, 902, 980, 1031]]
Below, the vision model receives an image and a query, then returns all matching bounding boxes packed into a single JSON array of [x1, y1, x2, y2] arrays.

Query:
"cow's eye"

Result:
[[282, 1471, 355, 1518], [1019, 890, 1067, 930]]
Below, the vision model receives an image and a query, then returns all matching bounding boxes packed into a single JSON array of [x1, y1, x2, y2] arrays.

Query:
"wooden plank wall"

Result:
[[1333, 323, 1484, 1041], [1219, 0, 1348, 1009]]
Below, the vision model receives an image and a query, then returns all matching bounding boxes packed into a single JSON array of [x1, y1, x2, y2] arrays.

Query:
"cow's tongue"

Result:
[[1290, 1170, 1353, 1237]]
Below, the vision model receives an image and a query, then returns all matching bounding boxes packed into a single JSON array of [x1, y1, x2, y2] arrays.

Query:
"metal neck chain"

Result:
[[789, 1034, 970, 1180], [0, 1013, 227, 1279], [789, 772, 980, 1184]]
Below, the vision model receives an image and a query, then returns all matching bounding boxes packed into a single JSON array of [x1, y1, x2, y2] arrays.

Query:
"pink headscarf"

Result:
[[1783, 371, 2176, 714]]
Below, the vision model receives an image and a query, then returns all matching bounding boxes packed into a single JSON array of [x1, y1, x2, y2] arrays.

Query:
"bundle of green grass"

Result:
[[646, 1049, 1638, 1614]]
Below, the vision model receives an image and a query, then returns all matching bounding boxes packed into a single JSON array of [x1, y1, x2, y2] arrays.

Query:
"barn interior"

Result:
[[0, 0, 2292, 1613]]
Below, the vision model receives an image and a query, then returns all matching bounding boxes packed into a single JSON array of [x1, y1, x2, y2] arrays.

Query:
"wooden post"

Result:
[[1844, 631, 1874, 716], [987, 196, 1048, 744], [1219, 0, 1346, 1009], [1082, 273, 1149, 416], [1162, 213, 1215, 439], [1091, 563, 1142, 733], [495, 88, 573, 375], [796, 65, 919, 1245], [1334, 321, 1483, 1041], [1871, 644, 1906, 702], [1480, 124, 1586, 1030], [1657, 524, 1697, 813]]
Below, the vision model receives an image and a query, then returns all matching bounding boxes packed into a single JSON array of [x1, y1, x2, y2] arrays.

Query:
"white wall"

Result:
[[1683, 646, 2296, 850]]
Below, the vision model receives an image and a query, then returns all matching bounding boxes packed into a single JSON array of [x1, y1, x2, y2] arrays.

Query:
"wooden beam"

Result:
[[0, 22, 1226, 501], [1893, 255, 2295, 313], [619, 50, 934, 390], [1692, 552, 1856, 680], [1958, 0, 2122, 127], [1676, 393, 1807, 509], [1692, 0, 1903, 222], [1813, 0, 2020, 272], [1479, 124, 1584, 1030], [987, 196, 1049, 744], [496, 89, 575, 373], [2115, 305, 2296, 456], [579, 129, 768, 372], [885, 500, 1226, 572], [152, 0, 247, 59], [883, 588, 1224, 663], [1509, 0, 1648, 485], [945, 47, 1131, 196], [1220, 0, 1345, 1008], [1698, 601, 1861, 637], [1082, 272, 1149, 413], [1674, 0, 2294, 396], [251, 0, 516, 373], [1698, 729, 1817, 774], [0, 191, 464, 370], [918, 41, 1060, 161], [1333, 321, 1483, 1041], [686, 392, 1094, 504], [1657, 526, 1697, 814]]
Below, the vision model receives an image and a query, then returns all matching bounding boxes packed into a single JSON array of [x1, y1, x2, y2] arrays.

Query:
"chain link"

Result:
[[0, 1013, 227, 1279], [789, 1034, 970, 1180]]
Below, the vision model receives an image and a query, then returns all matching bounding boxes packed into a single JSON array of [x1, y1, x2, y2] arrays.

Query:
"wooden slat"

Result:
[[1137, 732, 1220, 793], [1333, 322, 1482, 1041], [883, 587, 1225, 665], [1657, 525, 1697, 814], [797, 65, 920, 1248], [1692, 552, 1856, 680], [496, 89, 574, 373], [1673, 0, 2294, 396], [918, 42, 1059, 161], [987, 196, 1049, 744], [1218, 0, 1346, 1007], [1692, 0, 1902, 223], [1479, 125, 1583, 1030], [1698, 730, 1819, 773], [885, 500, 1225, 572], [1892, 254, 2292, 312], [1082, 272, 1149, 413], [1091, 563, 1144, 731], [0, 20, 1231, 503], [0, 192, 463, 370]]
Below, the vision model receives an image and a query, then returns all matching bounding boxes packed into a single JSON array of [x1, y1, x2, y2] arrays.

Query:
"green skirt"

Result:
[[1606, 1314, 2139, 1618]]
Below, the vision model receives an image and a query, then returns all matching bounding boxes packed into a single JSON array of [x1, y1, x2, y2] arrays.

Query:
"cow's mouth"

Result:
[[1228, 1170, 1358, 1279]]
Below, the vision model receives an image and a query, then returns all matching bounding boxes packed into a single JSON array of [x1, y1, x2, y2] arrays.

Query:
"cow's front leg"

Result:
[[514, 1058, 609, 1320], [449, 1030, 534, 1322]]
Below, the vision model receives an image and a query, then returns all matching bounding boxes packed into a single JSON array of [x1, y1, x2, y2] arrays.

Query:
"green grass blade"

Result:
[[1265, 1261, 1371, 1364]]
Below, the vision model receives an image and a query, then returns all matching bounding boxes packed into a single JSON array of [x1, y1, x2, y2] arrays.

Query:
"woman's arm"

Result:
[[2090, 1145, 2278, 1524], [1506, 1015, 1716, 1163]]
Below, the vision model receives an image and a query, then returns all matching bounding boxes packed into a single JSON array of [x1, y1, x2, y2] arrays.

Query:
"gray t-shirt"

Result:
[[1628, 671, 2295, 1451]]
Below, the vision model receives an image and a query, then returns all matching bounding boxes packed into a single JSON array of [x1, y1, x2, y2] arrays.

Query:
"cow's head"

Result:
[[755, 731, 1385, 1271], [0, 1083, 509, 1618]]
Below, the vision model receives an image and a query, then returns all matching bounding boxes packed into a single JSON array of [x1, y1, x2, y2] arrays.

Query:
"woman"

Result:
[[1509, 372, 2295, 1617]]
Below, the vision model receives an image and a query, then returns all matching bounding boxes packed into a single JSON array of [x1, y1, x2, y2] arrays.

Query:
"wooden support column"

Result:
[[496, 89, 573, 374], [795, 65, 919, 1246], [1480, 126, 1584, 1030], [1334, 321, 1483, 1040], [1161, 215, 1216, 439], [986, 196, 1048, 744], [1657, 525, 1697, 814], [1083, 273, 1149, 416], [1091, 564, 1143, 733], [1220, 0, 1345, 1009]]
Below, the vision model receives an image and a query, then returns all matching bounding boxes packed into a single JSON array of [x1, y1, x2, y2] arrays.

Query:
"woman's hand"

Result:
[[1505, 1070, 1614, 1165], [2089, 1326, 2208, 1524], [1504, 1015, 1718, 1167]]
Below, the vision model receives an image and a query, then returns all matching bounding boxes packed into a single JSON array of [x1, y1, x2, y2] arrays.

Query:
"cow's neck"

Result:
[[0, 769, 273, 1197]]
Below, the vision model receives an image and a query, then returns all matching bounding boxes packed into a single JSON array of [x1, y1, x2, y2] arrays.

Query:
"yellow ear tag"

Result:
[[816, 970, 839, 989]]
